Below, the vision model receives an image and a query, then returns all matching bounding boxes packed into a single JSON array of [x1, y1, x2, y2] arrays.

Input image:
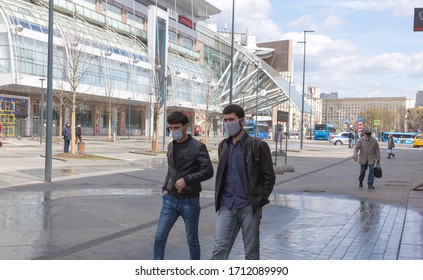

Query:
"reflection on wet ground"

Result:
[[1, 143, 422, 260], [0, 158, 168, 186], [0, 187, 410, 260]]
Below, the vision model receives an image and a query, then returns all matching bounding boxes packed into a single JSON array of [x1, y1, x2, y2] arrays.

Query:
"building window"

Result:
[[77, 105, 93, 127], [182, 35, 193, 49]]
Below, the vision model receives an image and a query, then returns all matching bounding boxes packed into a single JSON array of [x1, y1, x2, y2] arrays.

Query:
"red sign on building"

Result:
[[179, 15, 193, 29]]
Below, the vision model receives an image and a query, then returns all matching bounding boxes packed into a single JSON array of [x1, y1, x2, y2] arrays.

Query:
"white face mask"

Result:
[[224, 120, 242, 137], [170, 129, 183, 141]]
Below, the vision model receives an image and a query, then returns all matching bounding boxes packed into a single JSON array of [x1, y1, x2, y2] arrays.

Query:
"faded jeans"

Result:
[[154, 194, 201, 260], [211, 205, 262, 260], [359, 163, 375, 185]]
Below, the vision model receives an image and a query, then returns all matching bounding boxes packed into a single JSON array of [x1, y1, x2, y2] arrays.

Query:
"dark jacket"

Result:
[[62, 125, 71, 141], [387, 137, 395, 149], [163, 135, 213, 198], [215, 133, 276, 214]]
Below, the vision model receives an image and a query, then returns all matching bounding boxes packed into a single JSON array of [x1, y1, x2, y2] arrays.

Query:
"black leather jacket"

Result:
[[214, 133, 275, 214], [163, 135, 214, 198]]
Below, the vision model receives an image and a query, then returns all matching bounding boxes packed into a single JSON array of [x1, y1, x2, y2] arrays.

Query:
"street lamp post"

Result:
[[299, 30, 314, 149], [39, 78, 45, 145], [229, 0, 235, 104], [309, 96, 313, 139], [127, 97, 131, 138], [285, 78, 293, 165]]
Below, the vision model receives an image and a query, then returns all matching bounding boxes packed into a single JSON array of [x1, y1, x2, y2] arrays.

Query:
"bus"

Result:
[[314, 124, 336, 140], [244, 120, 269, 139], [380, 132, 418, 144]]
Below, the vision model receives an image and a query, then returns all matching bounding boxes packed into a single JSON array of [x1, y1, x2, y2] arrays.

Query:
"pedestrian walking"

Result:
[[353, 129, 380, 189], [62, 122, 71, 153], [354, 130, 359, 147], [387, 134, 395, 159], [211, 104, 276, 260], [75, 123, 82, 144], [348, 131, 354, 148], [153, 111, 213, 260]]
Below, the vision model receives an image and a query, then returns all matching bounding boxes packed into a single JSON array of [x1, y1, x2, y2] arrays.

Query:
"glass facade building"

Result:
[[0, 0, 307, 138]]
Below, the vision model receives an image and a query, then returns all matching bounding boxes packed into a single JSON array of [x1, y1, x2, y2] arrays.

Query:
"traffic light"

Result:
[[358, 122, 363, 132]]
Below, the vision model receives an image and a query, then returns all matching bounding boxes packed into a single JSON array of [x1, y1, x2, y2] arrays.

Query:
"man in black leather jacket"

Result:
[[154, 111, 213, 260], [211, 104, 275, 260]]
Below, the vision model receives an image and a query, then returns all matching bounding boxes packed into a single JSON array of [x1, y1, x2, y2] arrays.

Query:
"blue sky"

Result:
[[211, 0, 423, 99]]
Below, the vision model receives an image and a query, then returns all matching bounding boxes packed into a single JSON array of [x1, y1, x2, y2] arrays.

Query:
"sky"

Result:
[[210, 0, 423, 99]]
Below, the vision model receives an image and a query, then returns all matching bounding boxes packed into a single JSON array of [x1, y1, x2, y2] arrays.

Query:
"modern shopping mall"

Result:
[[0, 0, 308, 138]]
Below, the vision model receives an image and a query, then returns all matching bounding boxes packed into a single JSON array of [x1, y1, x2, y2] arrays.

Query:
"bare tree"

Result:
[[59, 35, 92, 155], [361, 108, 402, 133], [102, 68, 116, 141], [406, 108, 423, 132], [53, 88, 68, 139], [192, 77, 220, 145], [150, 65, 168, 152]]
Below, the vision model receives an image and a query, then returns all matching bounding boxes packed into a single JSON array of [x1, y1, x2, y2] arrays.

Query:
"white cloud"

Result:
[[361, 52, 411, 73], [210, 0, 421, 98], [211, 0, 283, 41], [288, 15, 348, 33]]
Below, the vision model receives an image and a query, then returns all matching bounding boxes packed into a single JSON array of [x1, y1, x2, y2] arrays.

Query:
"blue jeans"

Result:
[[64, 139, 70, 153], [211, 206, 262, 260], [359, 163, 374, 185], [154, 194, 201, 260]]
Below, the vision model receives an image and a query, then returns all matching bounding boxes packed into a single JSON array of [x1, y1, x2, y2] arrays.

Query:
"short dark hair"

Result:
[[167, 111, 189, 125], [222, 104, 245, 119]]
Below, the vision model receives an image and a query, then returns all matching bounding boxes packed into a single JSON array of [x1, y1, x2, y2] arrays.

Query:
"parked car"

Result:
[[413, 134, 423, 148], [330, 132, 350, 145]]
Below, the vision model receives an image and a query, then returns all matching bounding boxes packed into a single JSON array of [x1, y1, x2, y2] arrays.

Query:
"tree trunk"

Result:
[[154, 109, 160, 151], [108, 103, 112, 141], [204, 119, 208, 145], [70, 109, 76, 155]]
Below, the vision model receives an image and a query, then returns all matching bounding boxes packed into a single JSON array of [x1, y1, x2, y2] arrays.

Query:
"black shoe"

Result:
[[393, 154, 395, 158], [387, 157, 390, 159], [368, 184, 375, 189], [359, 182, 363, 188]]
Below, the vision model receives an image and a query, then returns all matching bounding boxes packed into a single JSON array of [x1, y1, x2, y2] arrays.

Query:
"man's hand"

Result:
[[162, 190, 168, 197], [175, 178, 186, 193], [353, 156, 357, 162]]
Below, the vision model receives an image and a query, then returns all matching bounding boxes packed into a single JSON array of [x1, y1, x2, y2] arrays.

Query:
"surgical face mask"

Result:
[[224, 120, 242, 137], [171, 129, 183, 141]]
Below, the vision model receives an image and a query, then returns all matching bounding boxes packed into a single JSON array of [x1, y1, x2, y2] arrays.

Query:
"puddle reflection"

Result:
[[60, 167, 79, 176]]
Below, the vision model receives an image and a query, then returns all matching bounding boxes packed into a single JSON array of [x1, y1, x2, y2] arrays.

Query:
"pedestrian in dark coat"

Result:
[[387, 134, 395, 159], [62, 122, 71, 153], [211, 104, 275, 260]]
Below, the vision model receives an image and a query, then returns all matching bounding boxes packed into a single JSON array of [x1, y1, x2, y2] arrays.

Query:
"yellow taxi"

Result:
[[413, 134, 423, 148]]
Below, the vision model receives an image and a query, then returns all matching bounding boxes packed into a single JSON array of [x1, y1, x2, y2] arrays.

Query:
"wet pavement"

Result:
[[0, 136, 422, 260]]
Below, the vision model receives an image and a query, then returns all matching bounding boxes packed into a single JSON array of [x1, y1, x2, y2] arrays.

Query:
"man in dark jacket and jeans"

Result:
[[211, 104, 275, 260], [154, 111, 213, 260]]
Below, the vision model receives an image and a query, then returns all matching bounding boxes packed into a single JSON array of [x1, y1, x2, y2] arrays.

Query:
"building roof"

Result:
[[176, 0, 221, 20]]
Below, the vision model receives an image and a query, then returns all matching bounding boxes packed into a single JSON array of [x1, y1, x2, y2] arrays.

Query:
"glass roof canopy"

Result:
[[1, 0, 310, 115], [214, 34, 311, 115]]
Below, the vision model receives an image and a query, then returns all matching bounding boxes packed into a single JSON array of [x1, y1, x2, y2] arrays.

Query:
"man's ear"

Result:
[[239, 118, 245, 126]]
